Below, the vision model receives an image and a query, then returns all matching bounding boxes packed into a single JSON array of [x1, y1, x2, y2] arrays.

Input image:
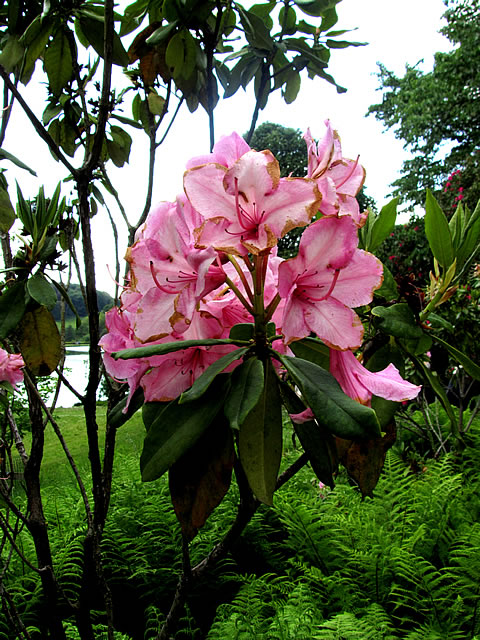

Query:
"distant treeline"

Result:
[[52, 283, 114, 321]]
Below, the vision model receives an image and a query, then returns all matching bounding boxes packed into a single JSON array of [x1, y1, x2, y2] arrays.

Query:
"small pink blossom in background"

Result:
[[0, 348, 25, 390]]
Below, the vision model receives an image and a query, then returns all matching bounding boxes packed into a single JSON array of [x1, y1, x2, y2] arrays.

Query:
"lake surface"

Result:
[[48, 345, 100, 408]]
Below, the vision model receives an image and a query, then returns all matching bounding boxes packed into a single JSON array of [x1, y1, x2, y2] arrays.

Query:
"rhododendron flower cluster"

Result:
[[100, 122, 420, 411], [0, 348, 25, 390]]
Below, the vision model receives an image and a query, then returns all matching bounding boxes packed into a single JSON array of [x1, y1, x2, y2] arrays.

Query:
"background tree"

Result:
[[367, 0, 480, 209]]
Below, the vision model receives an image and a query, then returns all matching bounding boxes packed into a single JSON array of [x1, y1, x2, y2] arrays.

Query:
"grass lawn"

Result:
[[22, 404, 146, 487]]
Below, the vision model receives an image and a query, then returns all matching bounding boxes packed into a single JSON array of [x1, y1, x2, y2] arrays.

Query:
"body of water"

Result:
[[48, 346, 97, 408]]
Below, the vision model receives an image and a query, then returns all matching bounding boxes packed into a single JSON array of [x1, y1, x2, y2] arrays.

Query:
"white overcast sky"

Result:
[[2, 0, 451, 294]]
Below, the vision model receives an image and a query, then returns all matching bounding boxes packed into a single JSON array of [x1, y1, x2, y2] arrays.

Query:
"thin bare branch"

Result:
[[0, 66, 77, 176]]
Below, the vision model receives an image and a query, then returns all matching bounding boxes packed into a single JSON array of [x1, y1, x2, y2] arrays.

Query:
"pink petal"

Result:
[[356, 362, 421, 402], [184, 163, 237, 222], [330, 349, 421, 405], [304, 297, 364, 350], [290, 407, 315, 424], [186, 132, 250, 169], [134, 288, 177, 342], [300, 216, 358, 272], [332, 250, 383, 308]]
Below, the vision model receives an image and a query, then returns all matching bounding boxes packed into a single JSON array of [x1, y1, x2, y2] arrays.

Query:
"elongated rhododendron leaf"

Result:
[[289, 337, 330, 370], [112, 338, 248, 361], [238, 359, 282, 505], [367, 197, 398, 252], [280, 381, 337, 488], [179, 347, 249, 404], [372, 303, 423, 340], [107, 387, 145, 429], [425, 189, 454, 269], [224, 356, 264, 430], [0, 283, 26, 340], [277, 354, 381, 439], [169, 418, 234, 541], [433, 335, 480, 381], [140, 377, 227, 482]]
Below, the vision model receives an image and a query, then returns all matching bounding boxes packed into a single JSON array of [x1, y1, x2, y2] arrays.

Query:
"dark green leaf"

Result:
[[280, 381, 336, 488], [106, 138, 129, 167], [224, 357, 264, 430], [165, 31, 185, 79], [456, 200, 480, 273], [277, 354, 381, 439], [0, 148, 37, 176], [110, 113, 144, 129], [0, 184, 16, 233], [425, 189, 454, 269], [433, 335, 480, 381], [372, 303, 423, 339], [0, 35, 23, 73], [449, 202, 464, 251], [112, 338, 247, 360], [365, 342, 405, 376], [368, 198, 398, 252], [179, 347, 249, 404], [237, 5, 274, 51], [146, 21, 178, 45], [140, 378, 226, 482], [279, 4, 297, 35], [402, 333, 432, 356], [289, 337, 329, 369], [107, 387, 145, 429], [0, 282, 26, 340], [283, 69, 301, 104], [371, 395, 398, 430], [238, 359, 282, 505], [294, 0, 340, 17], [44, 30, 73, 96], [229, 323, 254, 341], [428, 312, 454, 333], [142, 400, 171, 431], [26, 273, 57, 310], [78, 16, 130, 66]]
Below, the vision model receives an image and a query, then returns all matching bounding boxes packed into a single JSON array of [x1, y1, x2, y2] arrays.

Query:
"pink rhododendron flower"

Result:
[[140, 311, 239, 402], [127, 198, 224, 342], [99, 300, 166, 409], [0, 348, 24, 389], [304, 121, 366, 226], [278, 216, 383, 349], [330, 348, 421, 406], [186, 132, 250, 169], [184, 149, 321, 256]]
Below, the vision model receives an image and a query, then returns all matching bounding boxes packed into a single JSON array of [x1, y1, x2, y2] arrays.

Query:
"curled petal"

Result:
[[330, 349, 421, 406]]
